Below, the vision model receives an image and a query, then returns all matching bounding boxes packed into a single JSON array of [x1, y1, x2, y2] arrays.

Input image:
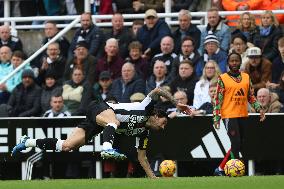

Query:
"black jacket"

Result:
[[170, 74, 199, 105], [68, 24, 105, 59], [8, 82, 42, 117], [172, 24, 201, 54]]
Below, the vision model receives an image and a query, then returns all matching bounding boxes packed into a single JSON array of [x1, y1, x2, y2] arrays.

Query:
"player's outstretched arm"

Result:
[[148, 87, 177, 105], [148, 87, 191, 114], [137, 149, 157, 178]]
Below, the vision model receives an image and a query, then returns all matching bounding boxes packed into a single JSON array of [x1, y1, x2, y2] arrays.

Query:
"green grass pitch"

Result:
[[0, 176, 284, 189]]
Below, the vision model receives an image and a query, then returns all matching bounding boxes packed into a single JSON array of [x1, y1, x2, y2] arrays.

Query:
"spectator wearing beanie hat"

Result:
[[40, 70, 62, 114], [198, 7, 230, 55], [195, 31, 228, 77], [7, 69, 42, 117], [22, 69, 35, 79]]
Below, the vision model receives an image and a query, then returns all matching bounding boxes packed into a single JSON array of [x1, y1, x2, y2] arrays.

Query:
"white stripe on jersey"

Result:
[[106, 96, 153, 122], [43, 110, 71, 117], [106, 96, 152, 111]]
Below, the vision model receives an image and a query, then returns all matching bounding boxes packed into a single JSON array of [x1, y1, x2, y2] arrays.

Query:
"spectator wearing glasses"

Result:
[[172, 9, 201, 54], [193, 60, 221, 109]]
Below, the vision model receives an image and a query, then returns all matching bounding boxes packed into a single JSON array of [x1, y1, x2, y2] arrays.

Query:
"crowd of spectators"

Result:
[[0, 1, 283, 117]]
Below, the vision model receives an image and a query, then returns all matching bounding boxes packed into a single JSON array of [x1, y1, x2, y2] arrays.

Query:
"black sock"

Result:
[[103, 126, 115, 144], [36, 138, 58, 150]]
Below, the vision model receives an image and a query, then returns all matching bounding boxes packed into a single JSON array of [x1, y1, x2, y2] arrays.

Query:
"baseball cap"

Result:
[[247, 47, 262, 58], [145, 9, 158, 18], [99, 71, 111, 80]]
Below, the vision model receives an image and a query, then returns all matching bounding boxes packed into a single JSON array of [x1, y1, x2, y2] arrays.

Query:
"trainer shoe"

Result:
[[214, 168, 225, 176], [11, 135, 30, 156], [100, 149, 127, 160]]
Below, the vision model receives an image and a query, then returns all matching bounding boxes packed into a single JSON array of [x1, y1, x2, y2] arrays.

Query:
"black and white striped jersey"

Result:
[[107, 96, 155, 137], [43, 109, 71, 117]]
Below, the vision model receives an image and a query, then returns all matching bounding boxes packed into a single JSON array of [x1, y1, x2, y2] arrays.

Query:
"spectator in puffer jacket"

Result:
[[7, 69, 42, 117]]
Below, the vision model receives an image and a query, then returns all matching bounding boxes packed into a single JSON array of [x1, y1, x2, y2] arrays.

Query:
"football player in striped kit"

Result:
[[12, 87, 191, 178]]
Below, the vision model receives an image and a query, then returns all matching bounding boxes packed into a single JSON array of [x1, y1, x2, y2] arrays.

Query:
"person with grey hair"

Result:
[[195, 31, 228, 77], [167, 90, 191, 118], [255, 88, 282, 113], [172, 9, 201, 54], [105, 13, 132, 59], [198, 7, 231, 54], [108, 62, 145, 103], [95, 38, 124, 82]]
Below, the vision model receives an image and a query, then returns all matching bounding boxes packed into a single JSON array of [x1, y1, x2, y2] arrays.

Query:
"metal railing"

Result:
[[0, 16, 81, 85]]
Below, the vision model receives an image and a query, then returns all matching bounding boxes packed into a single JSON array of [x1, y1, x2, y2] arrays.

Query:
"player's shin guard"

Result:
[[36, 138, 59, 151]]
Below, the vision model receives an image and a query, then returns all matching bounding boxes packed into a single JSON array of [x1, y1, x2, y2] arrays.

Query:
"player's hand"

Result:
[[259, 109, 266, 122], [176, 103, 191, 115]]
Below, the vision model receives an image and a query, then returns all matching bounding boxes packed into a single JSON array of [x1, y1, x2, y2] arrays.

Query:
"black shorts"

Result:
[[77, 101, 112, 142]]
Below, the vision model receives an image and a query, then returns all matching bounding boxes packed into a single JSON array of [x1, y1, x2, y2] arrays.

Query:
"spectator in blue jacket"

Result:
[[196, 32, 227, 77], [0, 50, 29, 104], [4, 51, 31, 94], [68, 12, 105, 60], [136, 9, 171, 60], [198, 7, 231, 54], [108, 63, 145, 103]]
